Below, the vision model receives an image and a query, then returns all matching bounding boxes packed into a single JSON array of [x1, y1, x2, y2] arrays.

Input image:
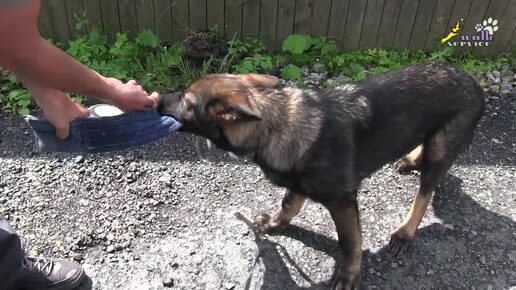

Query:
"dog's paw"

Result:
[[394, 158, 420, 175], [388, 230, 413, 255], [253, 213, 287, 233], [332, 273, 360, 290]]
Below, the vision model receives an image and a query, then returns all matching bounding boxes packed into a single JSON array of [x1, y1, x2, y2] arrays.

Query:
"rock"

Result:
[[162, 277, 174, 288], [74, 156, 84, 164], [72, 253, 83, 261], [301, 65, 310, 77], [312, 62, 327, 73], [477, 77, 491, 88], [106, 233, 115, 241], [106, 245, 116, 253], [159, 173, 171, 183], [335, 75, 351, 84], [223, 282, 236, 289], [501, 84, 513, 94], [488, 84, 500, 93], [486, 71, 500, 84]]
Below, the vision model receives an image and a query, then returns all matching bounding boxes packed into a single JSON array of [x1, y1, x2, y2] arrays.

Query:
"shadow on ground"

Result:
[[237, 174, 516, 289]]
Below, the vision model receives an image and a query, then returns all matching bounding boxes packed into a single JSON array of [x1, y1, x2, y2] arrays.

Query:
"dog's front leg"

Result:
[[255, 189, 306, 232], [325, 195, 362, 290]]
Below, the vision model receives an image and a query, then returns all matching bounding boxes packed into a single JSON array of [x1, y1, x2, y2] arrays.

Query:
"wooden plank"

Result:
[[275, 0, 295, 50], [327, 0, 350, 50], [294, 0, 313, 34], [64, 0, 84, 37], [442, 0, 472, 53], [310, 0, 332, 37], [82, 0, 103, 32], [459, 0, 491, 54], [424, 0, 455, 51], [473, 0, 509, 56], [259, 0, 278, 50], [136, 0, 156, 32], [489, 0, 516, 56], [376, 0, 403, 49], [509, 25, 516, 52], [342, 0, 367, 51], [189, 0, 207, 32], [46, 0, 71, 44], [99, 0, 121, 41], [447, 0, 473, 56], [207, 0, 224, 38], [242, 0, 261, 38], [171, 0, 189, 42], [118, 0, 138, 37], [408, 0, 438, 50], [392, 0, 420, 49], [154, 0, 173, 43], [38, 0, 54, 39], [359, 0, 384, 49], [225, 0, 243, 39]]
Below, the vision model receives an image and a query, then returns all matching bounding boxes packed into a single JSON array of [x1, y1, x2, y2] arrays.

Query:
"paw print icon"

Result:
[[475, 18, 499, 35]]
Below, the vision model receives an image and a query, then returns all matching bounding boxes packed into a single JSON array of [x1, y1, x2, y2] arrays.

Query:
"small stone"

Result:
[[223, 282, 236, 289], [488, 84, 500, 93], [479, 256, 487, 265], [74, 156, 84, 164], [301, 65, 310, 77], [312, 62, 327, 73], [162, 277, 174, 288], [106, 245, 116, 253], [426, 269, 434, 275], [73, 253, 83, 261], [477, 78, 491, 88], [159, 174, 171, 183], [106, 233, 115, 241]]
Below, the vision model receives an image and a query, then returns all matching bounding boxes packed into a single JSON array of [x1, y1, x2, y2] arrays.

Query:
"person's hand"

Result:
[[102, 78, 159, 112], [34, 90, 90, 140], [20, 76, 90, 140]]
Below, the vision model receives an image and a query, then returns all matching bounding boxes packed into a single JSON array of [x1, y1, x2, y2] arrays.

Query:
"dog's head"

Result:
[[157, 73, 279, 154]]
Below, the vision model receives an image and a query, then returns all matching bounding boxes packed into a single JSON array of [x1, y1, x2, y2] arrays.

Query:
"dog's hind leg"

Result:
[[388, 110, 480, 254], [395, 144, 424, 174], [255, 190, 306, 232]]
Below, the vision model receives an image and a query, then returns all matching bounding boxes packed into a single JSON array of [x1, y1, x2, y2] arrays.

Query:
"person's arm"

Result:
[[0, 0, 156, 111]]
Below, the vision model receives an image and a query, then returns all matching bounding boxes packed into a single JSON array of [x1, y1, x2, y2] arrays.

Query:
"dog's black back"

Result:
[[255, 62, 485, 202]]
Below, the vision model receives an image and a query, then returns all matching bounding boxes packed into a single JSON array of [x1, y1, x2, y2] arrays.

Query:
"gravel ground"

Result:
[[1, 79, 515, 290]]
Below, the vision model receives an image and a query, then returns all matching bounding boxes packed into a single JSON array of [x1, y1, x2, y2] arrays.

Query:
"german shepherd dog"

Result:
[[157, 62, 485, 289]]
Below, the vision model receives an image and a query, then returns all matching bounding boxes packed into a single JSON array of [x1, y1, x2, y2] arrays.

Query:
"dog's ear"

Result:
[[237, 74, 279, 88], [208, 91, 262, 124]]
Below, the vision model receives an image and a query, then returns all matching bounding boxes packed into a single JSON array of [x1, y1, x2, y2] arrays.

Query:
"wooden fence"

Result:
[[38, 0, 516, 56]]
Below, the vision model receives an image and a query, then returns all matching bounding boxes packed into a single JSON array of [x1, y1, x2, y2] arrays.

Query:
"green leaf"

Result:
[[282, 35, 311, 54], [17, 107, 30, 116], [281, 65, 302, 84], [321, 42, 337, 57], [135, 29, 159, 48]]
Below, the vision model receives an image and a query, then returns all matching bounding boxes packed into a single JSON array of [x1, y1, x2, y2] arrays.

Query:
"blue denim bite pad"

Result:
[[25, 111, 182, 153]]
